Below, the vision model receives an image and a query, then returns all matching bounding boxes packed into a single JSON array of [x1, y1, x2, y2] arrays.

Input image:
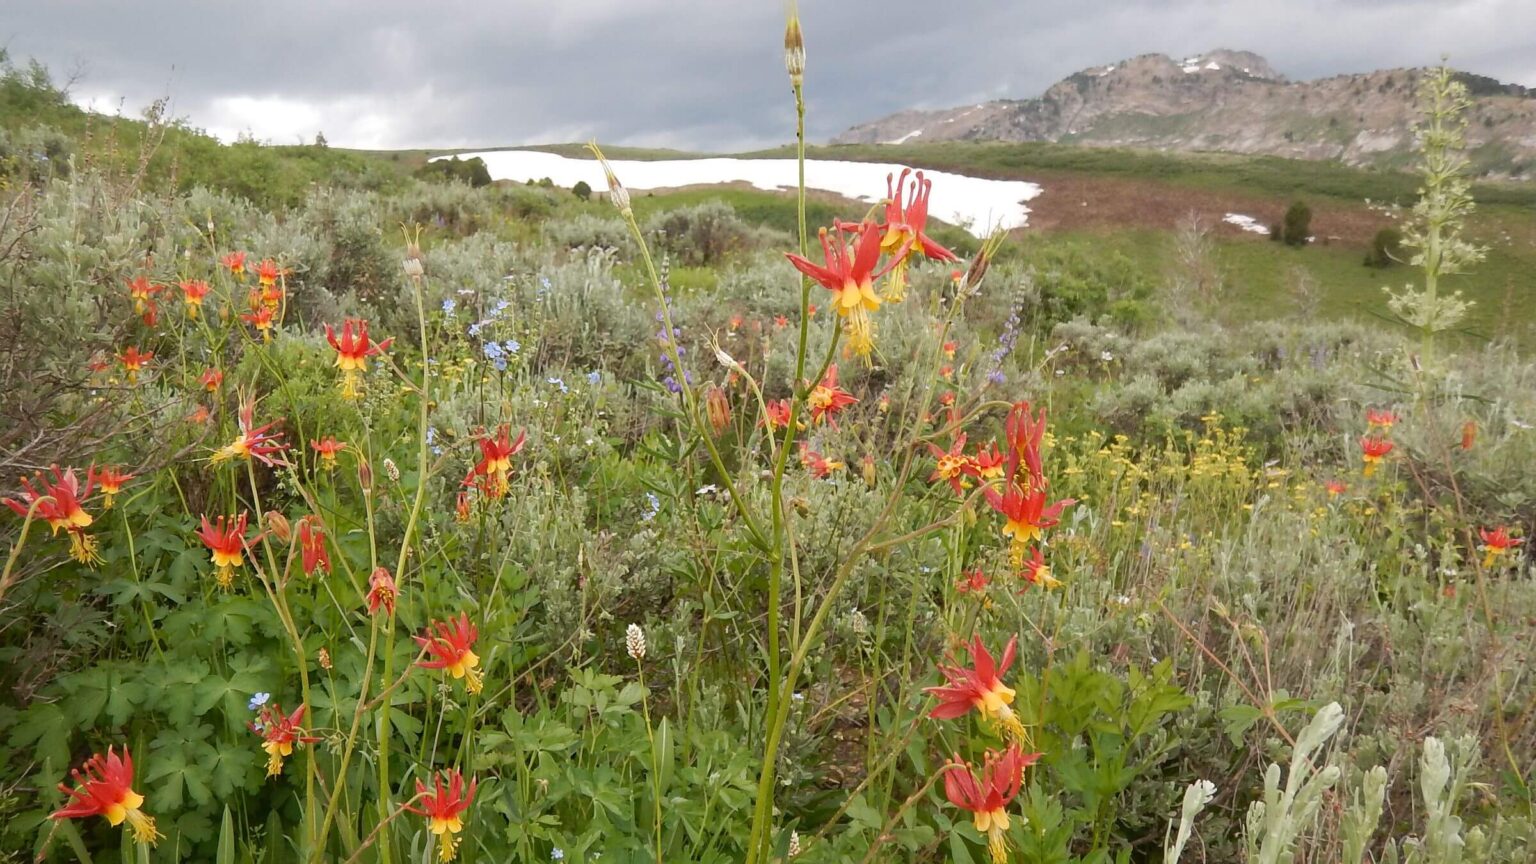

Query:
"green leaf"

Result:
[[1220, 703, 1265, 746], [656, 717, 673, 795], [218, 805, 236, 864], [10, 702, 72, 770]]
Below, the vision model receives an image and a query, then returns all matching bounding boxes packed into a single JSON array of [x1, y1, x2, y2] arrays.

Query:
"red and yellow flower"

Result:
[[956, 568, 989, 595], [985, 402, 1074, 562], [127, 275, 162, 314], [51, 746, 160, 846], [249, 703, 321, 777], [311, 436, 345, 470], [1360, 436, 1394, 477], [241, 305, 276, 340], [1018, 546, 1060, 590], [1365, 408, 1398, 431], [926, 635, 1028, 744], [928, 433, 976, 495], [212, 400, 287, 467], [807, 365, 858, 426], [416, 614, 483, 694], [785, 220, 906, 359], [3, 465, 101, 565], [297, 516, 330, 576], [198, 512, 249, 588], [254, 258, 282, 290], [325, 318, 393, 399], [1479, 526, 1523, 568], [200, 367, 224, 392], [93, 466, 133, 509], [762, 398, 794, 431], [118, 346, 153, 382], [943, 743, 1038, 864], [367, 567, 398, 616], [879, 168, 958, 302], [464, 425, 526, 499], [799, 443, 845, 479], [221, 251, 247, 278], [404, 769, 477, 862], [178, 279, 210, 317]]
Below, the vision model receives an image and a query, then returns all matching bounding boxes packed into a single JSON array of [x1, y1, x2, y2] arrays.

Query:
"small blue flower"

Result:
[[547, 376, 568, 394], [249, 692, 271, 711], [587, 370, 602, 385], [468, 322, 483, 337], [441, 299, 456, 316], [483, 342, 504, 360], [642, 492, 660, 522], [551, 849, 564, 861], [493, 356, 507, 372], [540, 276, 552, 289], [491, 299, 510, 316], [504, 339, 520, 355], [987, 369, 1007, 385]]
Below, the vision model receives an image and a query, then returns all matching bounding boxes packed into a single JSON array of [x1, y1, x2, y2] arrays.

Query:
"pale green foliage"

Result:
[[1383, 64, 1486, 349], [1244, 702, 1345, 864], [1164, 779, 1217, 864], [1341, 766, 1388, 864]]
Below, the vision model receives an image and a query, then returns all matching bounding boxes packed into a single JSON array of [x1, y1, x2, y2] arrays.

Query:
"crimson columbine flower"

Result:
[[1018, 546, 1059, 590], [4, 466, 100, 565], [798, 443, 845, 479], [325, 319, 393, 399], [943, 743, 1038, 864], [986, 402, 1073, 562], [212, 400, 287, 467], [928, 433, 975, 495], [1365, 408, 1398, 431], [222, 251, 247, 278], [51, 746, 161, 846], [1479, 526, 1524, 568], [297, 516, 330, 576], [879, 168, 958, 302], [198, 513, 249, 588], [465, 425, 525, 499], [762, 398, 794, 431], [93, 466, 133, 509], [249, 703, 321, 777], [118, 347, 153, 382], [127, 275, 162, 313], [404, 769, 477, 862], [926, 635, 1027, 743], [1359, 436, 1393, 477], [807, 365, 857, 426], [200, 367, 224, 392], [367, 567, 398, 616], [179, 279, 210, 317], [785, 220, 907, 360], [972, 443, 1005, 481], [241, 305, 275, 341], [416, 614, 483, 694], [1325, 480, 1347, 498], [311, 436, 345, 470], [956, 568, 989, 595], [254, 258, 281, 289]]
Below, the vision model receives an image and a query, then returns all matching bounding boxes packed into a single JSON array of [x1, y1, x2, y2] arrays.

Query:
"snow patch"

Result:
[[1204, 60, 1221, 71], [1092, 64, 1118, 77], [884, 129, 923, 145], [1223, 213, 1270, 235], [445, 150, 1044, 236]]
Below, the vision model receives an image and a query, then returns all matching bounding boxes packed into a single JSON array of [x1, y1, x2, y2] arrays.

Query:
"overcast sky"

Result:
[[5, 0, 1533, 153]]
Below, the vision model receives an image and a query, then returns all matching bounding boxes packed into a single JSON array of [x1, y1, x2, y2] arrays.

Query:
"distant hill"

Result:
[[832, 50, 1536, 178]]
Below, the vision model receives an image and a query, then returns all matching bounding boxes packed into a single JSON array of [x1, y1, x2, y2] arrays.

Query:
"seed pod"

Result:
[[265, 511, 292, 544]]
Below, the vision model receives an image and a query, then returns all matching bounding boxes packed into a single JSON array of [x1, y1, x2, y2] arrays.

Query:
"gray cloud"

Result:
[[5, 0, 1532, 151]]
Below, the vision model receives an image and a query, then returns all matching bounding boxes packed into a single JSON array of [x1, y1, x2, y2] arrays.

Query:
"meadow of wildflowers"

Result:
[[1, 9, 1535, 864]]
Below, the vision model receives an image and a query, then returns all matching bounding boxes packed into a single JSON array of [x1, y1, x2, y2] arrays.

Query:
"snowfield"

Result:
[[440, 150, 1043, 236]]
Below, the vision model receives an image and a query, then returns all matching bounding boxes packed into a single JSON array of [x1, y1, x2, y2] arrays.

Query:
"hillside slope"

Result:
[[834, 50, 1536, 177]]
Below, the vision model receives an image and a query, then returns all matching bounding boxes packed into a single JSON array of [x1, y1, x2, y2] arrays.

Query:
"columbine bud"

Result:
[[383, 457, 400, 483], [861, 454, 876, 489], [587, 141, 631, 217], [704, 385, 731, 436], [357, 457, 373, 492], [265, 511, 292, 544], [784, 3, 805, 86], [625, 623, 646, 660]]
